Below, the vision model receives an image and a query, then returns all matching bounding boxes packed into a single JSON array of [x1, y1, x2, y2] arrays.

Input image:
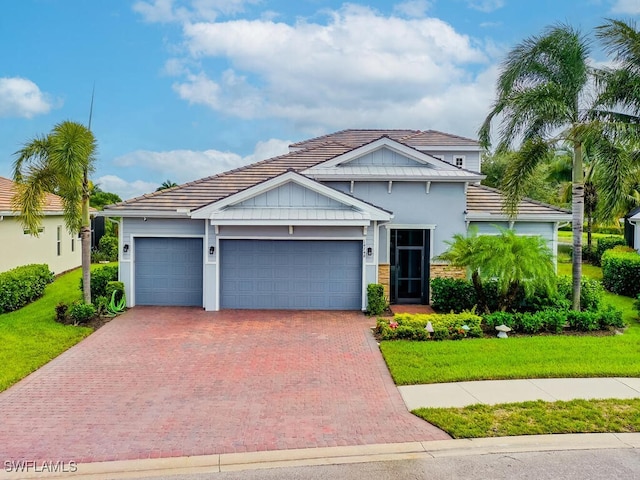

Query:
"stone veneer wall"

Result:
[[429, 262, 467, 280], [377, 264, 390, 300]]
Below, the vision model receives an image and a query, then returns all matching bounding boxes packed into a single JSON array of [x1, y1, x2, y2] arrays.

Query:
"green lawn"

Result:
[[557, 231, 623, 243], [0, 265, 114, 392], [413, 398, 640, 438], [381, 264, 640, 385]]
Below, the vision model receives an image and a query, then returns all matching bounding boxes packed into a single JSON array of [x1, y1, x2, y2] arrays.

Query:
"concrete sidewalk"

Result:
[[399, 377, 640, 410]]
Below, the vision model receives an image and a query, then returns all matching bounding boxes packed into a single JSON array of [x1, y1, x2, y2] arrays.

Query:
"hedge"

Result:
[[430, 277, 476, 313], [80, 264, 118, 303], [602, 248, 640, 297], [376, 312, 483, 341], [0, 264, 54, 313], [594, 236, 627, 266]]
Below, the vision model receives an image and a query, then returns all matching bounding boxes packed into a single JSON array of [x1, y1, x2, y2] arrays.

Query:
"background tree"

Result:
[[89, 185, 122, 210], [156, 180, 178, 191], [478, 24, 591, 310], [13, 121, 97, 303]]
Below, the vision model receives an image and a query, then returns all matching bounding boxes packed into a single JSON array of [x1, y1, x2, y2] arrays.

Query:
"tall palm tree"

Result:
[[595, 19, 640, 129], [478, 24, 591, 310], [13, 121, 97, 303]]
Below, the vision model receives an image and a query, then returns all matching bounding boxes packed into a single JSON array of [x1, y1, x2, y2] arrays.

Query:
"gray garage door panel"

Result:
[[135, 237, 203, 306], [220, 240, 362, 310]]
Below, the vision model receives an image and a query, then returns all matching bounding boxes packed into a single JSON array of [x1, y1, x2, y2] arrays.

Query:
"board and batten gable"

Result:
[[236, 182, 345, 209], [346, 147, 427, 167]]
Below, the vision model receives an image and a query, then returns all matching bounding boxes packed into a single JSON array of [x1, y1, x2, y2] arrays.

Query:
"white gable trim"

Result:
[[306, 137, 457, 170], [190, 170, 392, 221]]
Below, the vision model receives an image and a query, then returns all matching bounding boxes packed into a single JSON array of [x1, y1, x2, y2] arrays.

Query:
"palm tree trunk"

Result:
[[572, 142, 584, 310], [81, 181, 91, 304], [471, 270, 488, 314]]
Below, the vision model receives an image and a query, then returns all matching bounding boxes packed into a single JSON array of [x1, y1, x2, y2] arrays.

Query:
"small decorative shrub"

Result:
[[602, 249, 640, 297], [81, 265, 118, 302], [597, 305, 625, 329], [483, 311, 518, 331], [106, 281, 125, 303], [55, 302, 69, 323], [567, 310, 600, 331], [94, 295, 109, 317], [534, 309, 567, 333], [0, 264, 54, 313], [555, 276, 603, 312], [430, 277, 476, 313], [366, 283, 387, 315], [595, 236, 627, 266], [376, 312, 482, 341], [68, 302, 97, 325]]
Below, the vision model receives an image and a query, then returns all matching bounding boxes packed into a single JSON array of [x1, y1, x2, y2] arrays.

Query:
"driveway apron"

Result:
[[0, 307, 448, 463]]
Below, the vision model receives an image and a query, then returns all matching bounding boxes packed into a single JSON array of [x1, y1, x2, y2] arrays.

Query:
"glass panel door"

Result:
[[396, 247, 422, 301]]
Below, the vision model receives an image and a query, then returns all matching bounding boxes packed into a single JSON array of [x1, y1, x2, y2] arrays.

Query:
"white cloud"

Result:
[[0, 77, 55, 118], [106, 138, 291, 200], [393, 0, 432, 18], [133, 0, 259, 23], [168, 5, 492, 137], [94, 175, 158, 201], [467, 0, 505, 12], [611, 0, 640, 14]]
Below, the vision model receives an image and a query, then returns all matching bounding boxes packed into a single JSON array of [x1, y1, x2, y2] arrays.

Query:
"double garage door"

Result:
[[220, 240, 363, 310], [134, 238, 363, 310]]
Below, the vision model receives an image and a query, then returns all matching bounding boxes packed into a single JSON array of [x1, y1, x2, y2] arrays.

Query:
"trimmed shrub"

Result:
[[595, 236, 627, 266], [81, 265, 118, 302], [430, 277, 476, 313], [366, 283, 387, 315], [0, 264, 54, 313], [106, 281, 125, 303], [483, 311, 518, 331], [68, 302, 97, 325], [97, 235, 118, 261], [598, 304, 625, 329], [602, 249, 640, 297], [556, 276, 603, 312], [376, 312, 482, 341], [567, 310, 600, 331]]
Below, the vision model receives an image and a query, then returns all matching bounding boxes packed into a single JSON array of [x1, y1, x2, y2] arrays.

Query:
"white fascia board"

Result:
[[191, 171, 392, 221], [308, 137, 456, 170], [630, 212, 640, 221], [414, 145, 481, 152], [98, 209, 190, 218], [307, 173, 485, 182], [466, 213, 573, 222], [0, 210, 68, 217], [209, 219, 372, 227]]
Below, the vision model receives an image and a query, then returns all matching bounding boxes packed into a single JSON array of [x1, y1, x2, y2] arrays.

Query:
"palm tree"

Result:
[[595, 19, 640, 129], [156, 180, 178, 191], [439, 227, 556, 312], [478, 24, 592, 310], [12, 121, 97, 303]]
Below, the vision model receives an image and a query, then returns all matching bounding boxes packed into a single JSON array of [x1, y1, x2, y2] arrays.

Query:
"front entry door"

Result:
[[390, 229, 429, 304]]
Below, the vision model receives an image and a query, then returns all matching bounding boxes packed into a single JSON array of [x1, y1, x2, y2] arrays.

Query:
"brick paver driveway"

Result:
[[0, 307, 448, 463]]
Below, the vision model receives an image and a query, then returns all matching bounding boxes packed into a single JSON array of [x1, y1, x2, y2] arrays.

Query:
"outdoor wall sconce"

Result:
[[209, 246, 215, 255], [123, 244, 129, 253], [367, 247, 373, 256]]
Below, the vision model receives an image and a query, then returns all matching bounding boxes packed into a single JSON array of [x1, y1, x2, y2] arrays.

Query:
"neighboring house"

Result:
[[103, 129, 571, 311], [625, 206, 640, 250], [0, 176, 81, 274]]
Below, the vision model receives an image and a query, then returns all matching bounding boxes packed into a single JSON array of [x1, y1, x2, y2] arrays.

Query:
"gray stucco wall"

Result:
[[325, 181, 467, 261], [470, 221, 556, 244]]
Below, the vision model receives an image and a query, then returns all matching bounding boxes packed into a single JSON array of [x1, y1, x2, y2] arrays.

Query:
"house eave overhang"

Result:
[[98, 209, 192, 218], [305, 173, 485, 182], [0, 210, 66, 217], [466, 213, 573, 222], [209, 219, 374, 227]]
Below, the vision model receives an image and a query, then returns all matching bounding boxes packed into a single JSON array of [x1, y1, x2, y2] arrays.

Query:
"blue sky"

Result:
[[1, 0, 638, 200]]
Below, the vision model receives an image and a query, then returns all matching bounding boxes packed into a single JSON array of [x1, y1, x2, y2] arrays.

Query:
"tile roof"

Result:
[[0, 176, 65, 214], [289, 129, 420, 150], [466, 184, 571, 217], [401, 130, 480, 147], [105, 142, 354, 212]]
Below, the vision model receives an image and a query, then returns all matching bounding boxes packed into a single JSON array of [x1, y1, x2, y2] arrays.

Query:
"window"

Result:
[[57, 226, 62, 256], [454, 155, 465, 168], [23, 227, 44, 235]]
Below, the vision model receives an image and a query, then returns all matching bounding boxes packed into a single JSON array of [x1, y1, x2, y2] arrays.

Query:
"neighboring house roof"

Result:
[[466, 184, 571, 221], [626, 205, 640, 220], [0, 176, 65, 215], [400, 130, 480, 148]]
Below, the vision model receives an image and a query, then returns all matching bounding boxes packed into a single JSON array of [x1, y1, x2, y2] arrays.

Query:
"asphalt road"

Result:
[[138, 448, 640, 480]]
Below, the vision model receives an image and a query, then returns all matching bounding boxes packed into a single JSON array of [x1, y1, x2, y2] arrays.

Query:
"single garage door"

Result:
[[135, 237, 203, 306], [220, 240, 362, 310]]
